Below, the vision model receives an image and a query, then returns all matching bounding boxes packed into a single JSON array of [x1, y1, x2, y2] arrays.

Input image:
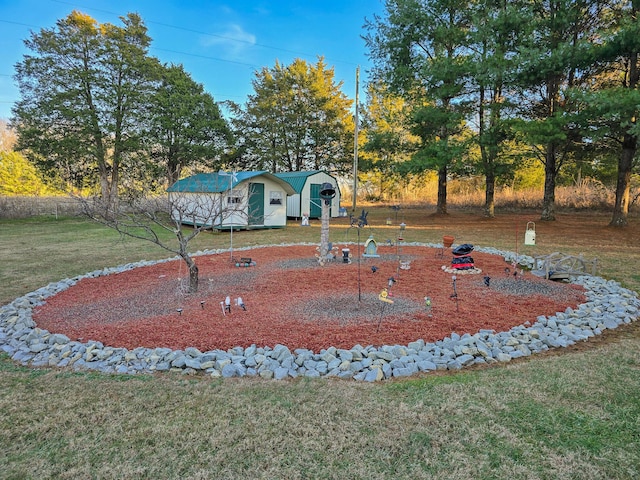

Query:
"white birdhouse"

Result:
[[525, 222, 536, 246]]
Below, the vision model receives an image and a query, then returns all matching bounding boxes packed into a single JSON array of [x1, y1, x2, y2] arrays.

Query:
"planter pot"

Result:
[[443, 235, 455, 248]]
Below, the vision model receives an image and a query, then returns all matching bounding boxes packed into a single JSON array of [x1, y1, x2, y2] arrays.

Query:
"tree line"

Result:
[[3, 2, 640, 227], [364, 0, 639, 226]]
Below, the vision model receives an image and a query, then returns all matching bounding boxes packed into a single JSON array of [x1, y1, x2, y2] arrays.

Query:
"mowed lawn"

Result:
[[1, 207, 639, 479]]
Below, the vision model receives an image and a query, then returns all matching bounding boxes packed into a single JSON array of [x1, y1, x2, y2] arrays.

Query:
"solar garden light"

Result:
[[318, 182, 336, 264], [235, 297, 246, 311], [220, 296, 232, 316]]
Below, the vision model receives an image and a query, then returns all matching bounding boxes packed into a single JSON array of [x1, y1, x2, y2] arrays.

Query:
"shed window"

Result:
[[227, 190, 242, 204], [269, 191, 283, 205]]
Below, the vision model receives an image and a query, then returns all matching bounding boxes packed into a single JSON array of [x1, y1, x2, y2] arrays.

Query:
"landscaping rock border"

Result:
[[1, 243, 638, 381]]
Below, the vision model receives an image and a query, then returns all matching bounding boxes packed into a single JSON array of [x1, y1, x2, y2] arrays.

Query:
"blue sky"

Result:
[[0, 0, 385, 120]]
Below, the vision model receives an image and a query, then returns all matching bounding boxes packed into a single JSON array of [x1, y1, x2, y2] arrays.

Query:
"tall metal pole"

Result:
[[352, 66, 359, 212]]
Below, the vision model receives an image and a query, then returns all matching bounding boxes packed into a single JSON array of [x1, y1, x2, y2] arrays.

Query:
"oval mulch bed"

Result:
[[32, 245, 586, 353]]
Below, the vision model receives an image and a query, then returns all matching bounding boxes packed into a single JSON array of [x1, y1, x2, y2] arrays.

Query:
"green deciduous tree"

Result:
[[228, 57, 354, 173], [360, 82, 419, 201], [13, 11, 159, 211], [148, 64, 233, 188], [0, 151, 57, 195]]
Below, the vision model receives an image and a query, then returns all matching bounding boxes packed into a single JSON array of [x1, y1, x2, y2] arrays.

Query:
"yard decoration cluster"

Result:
[[1, 243, 638, 380], [29, 244, 589, 352]]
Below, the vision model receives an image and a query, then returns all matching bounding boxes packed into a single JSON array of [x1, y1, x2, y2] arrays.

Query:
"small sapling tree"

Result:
[[79, 179, 254, 293]]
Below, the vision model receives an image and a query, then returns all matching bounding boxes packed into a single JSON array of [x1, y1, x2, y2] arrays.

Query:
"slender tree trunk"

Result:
[[610, 135, 635, 227], [484, 171, 495, 218], [176, 229, 199, 293], [478, 85, 495, 218], [181, 253, 199, 293], [436, 165, 447, 215], [611, 22, 638, 227], [167, 151, 181, 186], [541, 144, 556, 221]]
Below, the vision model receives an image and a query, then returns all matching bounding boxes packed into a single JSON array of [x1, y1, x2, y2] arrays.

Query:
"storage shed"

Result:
[[167, 171, 295, 229], [273, 170, 341, 219]]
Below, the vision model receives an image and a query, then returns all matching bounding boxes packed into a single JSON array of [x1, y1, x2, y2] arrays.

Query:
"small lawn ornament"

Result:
[[301, 213, 310, 226], [525, 221, 536, 245], [378, 288, 394, 304], [176, 308, 183, 316], [234, 257, 256, 267], [200, 301, 206, 309], [235, 297, 246, 311], [350, 209, 369, 228], [363, 234, 380, 258], [223, 296, 231, 314], [424, 296, 432, 316], [451, 244, 475, 270], [436, 235, 455, 259], [400, 260, 411, 270], [342, 248, 351, 264], [316, 243, 337, 263], [377, 287, 395, 332]]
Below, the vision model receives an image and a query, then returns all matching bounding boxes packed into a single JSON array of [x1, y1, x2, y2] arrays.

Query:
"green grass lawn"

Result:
[[1, 207, 639, 479]]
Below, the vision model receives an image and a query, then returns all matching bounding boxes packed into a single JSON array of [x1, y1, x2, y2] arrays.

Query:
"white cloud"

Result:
[[201, 23, 256, 56]]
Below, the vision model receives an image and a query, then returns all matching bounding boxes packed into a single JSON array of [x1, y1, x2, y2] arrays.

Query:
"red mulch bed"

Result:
[[33, 245, 585, 352]]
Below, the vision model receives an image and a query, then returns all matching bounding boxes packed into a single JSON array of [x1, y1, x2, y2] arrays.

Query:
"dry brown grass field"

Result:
[[1, 203, 639, 479]]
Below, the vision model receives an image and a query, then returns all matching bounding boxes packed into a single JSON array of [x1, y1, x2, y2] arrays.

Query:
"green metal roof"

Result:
[[273, 170, 329, 194], [167, 171, 296, 194]]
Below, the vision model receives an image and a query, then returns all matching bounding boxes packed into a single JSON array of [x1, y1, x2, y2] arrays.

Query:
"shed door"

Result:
[[309, 183, 322, 218], [248, 182, 264, 225]]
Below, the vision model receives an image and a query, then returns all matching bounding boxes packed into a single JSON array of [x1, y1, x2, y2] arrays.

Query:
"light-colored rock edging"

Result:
[[0, 243, 638, 381]]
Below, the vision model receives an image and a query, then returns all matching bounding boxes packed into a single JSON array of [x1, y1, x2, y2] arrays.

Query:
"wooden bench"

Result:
[[531, 252, 598, 280]]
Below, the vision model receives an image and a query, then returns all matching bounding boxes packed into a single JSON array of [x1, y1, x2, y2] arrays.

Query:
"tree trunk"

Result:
[[437, 165, 447, 215], [541, 144, 556, 221], [182, 254, 199, 293], [167, 154, 181, 187], [484, 171, 495, 218], [610, 134, 635, 227], [611, 22, 638, 227]]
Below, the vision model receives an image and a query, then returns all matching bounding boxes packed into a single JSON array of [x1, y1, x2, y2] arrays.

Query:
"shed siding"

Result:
[[276, 171, 340, 218], [286, 194, 301, 218], [168, 173, 291, 228]]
